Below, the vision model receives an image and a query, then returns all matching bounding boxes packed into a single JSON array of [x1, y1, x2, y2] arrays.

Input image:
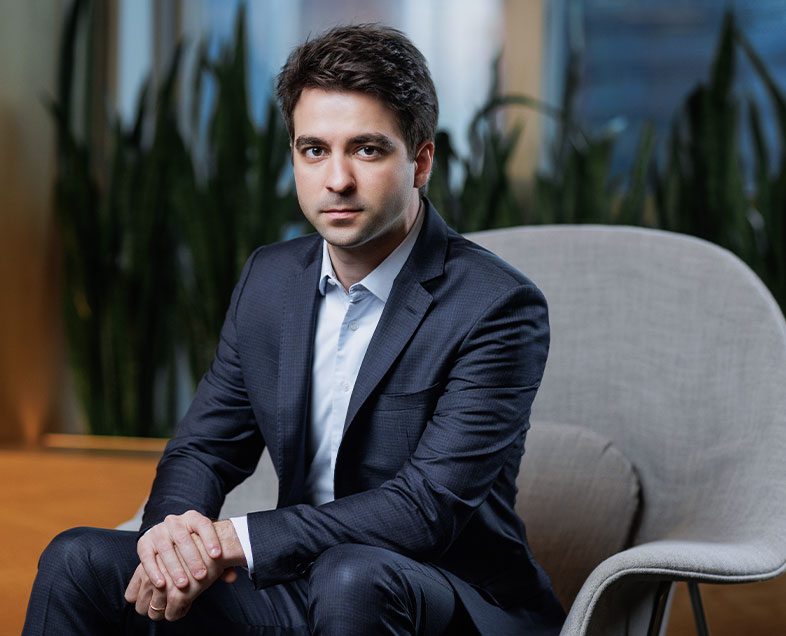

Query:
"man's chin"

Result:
[[315, 216, 366, 238], [324, 237, 366, 250], [319, 228, 365, 249]]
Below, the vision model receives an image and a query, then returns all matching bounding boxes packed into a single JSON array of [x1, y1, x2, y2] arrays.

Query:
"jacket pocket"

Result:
[[373, 382, 442, 412]]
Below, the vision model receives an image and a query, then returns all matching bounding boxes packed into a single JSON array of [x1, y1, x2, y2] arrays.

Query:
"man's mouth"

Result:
[[322, 208, 361, 220]]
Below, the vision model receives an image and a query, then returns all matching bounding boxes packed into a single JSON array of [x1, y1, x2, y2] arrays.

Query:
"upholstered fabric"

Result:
[[469, 225, 786, 635], [517, 422, 640, 609], [218, 449, 278, 518]]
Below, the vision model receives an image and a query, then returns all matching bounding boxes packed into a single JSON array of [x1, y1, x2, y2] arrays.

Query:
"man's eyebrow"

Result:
[[294, 136, 324, 150], [348, 134, 395, 151], [293, 133, 396, 152]]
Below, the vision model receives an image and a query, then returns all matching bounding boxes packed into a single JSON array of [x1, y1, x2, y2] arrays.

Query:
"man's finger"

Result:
[[147, 557, 169, 621], [124, 565, 142, 603], [186, 511, 222, 559], [154, 535, 193, 588], [137, 537, 166, 589], [160, 554, 193, 622], [139, 534, 189, 590], [159, 513, 214, 584], [133, 568, 154, 617]]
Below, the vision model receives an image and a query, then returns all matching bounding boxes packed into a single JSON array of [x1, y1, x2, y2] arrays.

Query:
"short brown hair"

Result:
[[276, 24, 438, 158]]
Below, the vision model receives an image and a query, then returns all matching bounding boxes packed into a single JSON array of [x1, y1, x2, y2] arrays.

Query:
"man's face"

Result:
[[291, 89, 432, 262]]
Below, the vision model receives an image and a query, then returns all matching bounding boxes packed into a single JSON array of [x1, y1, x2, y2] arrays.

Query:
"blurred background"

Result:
[[2, 0, 786, 444], [4, 2, 786, 633]]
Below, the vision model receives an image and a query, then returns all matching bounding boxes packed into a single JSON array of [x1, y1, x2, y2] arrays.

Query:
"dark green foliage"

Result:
[[430, 51, 656, 230], [651, 11, 786, 310], [177, 8, 299, 378], [534, 50, 620, 226], [735, 24, 786, 311], [655, 13, 750, 253], [49, 0, 186, 436], [50, 2, 296, 435], [438, 10, 786, 313], [617, 122, 655, 227], [428, 56, 534, 232]]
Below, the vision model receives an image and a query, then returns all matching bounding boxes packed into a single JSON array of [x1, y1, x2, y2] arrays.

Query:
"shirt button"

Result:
[[348, 320, 359, 331], [340, 380, 350, 392]]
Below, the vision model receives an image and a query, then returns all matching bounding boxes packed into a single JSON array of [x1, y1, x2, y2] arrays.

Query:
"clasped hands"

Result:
[[124, 511, 246, 622]]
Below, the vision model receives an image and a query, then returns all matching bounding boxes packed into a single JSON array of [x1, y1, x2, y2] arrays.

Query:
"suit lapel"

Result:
[[343, 203, 448, 433], [276, 237, 322, 505]]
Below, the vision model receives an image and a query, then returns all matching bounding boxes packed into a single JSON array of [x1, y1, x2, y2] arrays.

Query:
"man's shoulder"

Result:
[[416, 202, 538, 298], [244, 233, 322, 276], [443, 227, 540, 297], [227, 233, 321, 315]]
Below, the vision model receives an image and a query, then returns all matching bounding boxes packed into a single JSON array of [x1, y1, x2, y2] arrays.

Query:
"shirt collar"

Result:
[[318, 202, 425, 302]]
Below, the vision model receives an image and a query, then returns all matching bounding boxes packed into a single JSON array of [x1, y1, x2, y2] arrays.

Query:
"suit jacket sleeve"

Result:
[[246, 281, 549, 589], [139, 251, 266, 534]]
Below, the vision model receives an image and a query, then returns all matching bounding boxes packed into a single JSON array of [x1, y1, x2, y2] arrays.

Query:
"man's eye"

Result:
[[358, 146, 380, 157], [305, 147, 325, 158]]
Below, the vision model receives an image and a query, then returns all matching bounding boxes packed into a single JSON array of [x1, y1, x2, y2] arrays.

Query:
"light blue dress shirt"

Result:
[[231, 208, 424, 572]]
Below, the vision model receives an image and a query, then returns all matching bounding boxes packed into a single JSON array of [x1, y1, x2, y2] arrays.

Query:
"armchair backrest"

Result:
[[468, 225, 786, 624]]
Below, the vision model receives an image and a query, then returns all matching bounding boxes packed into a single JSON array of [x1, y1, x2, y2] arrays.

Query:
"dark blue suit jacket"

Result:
[[142, 202, 564, 634]]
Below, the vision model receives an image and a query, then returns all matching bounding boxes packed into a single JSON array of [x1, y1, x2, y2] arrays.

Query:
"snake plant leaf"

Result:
[[735, 24, 786, 157], [618, 122, 655, 227]]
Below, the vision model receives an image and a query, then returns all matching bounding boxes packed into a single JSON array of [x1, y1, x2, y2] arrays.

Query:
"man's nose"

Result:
[[325, 156, 355, 193]]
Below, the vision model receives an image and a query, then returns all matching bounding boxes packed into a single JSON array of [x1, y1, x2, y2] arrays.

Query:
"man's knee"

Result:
[[308, 544, 405, 633], [39, 527, 96, 578], [310, 544, 401, 598], [308, 544, 458, 635], [26, 528, 138, 635], [38, 526, 137, 592]]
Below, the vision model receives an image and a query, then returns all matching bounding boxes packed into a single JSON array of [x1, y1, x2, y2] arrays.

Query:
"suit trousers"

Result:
[[23, 527, 474, 635]]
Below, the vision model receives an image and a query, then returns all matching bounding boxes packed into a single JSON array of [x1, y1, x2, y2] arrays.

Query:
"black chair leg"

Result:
[[646, 581, 673, 636], [688, 582, 711, 636]]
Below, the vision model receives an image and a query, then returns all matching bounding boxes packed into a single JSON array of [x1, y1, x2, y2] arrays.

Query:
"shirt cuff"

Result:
[[230, 516, 254, 574]]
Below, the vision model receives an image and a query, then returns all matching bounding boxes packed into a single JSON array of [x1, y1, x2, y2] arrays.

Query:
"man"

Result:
[[24, 24, 564, 635]]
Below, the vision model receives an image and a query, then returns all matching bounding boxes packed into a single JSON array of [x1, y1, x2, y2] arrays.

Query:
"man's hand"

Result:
[[125, 514, 246, 621], [136, 510, 223, 590]]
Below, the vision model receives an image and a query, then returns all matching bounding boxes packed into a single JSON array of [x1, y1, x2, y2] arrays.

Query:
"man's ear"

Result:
[[413, 140, 435, 189]]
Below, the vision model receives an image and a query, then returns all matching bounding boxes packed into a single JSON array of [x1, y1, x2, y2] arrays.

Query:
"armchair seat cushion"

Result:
[[517, 422, 641, 608]]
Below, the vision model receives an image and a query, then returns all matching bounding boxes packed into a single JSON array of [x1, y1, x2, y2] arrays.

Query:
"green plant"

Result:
[[651, 11, 786, 311], [653, 13, 751, 254], [534, 50, 614, 225], [436, 9, 786, 318], [49, 1, 297, 436], [430, 50, 657, 231], [735, 23, 786, 310], [176, 9, 299, 378], [428, 56, 559, 233], [49, 0, 189, 436]]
